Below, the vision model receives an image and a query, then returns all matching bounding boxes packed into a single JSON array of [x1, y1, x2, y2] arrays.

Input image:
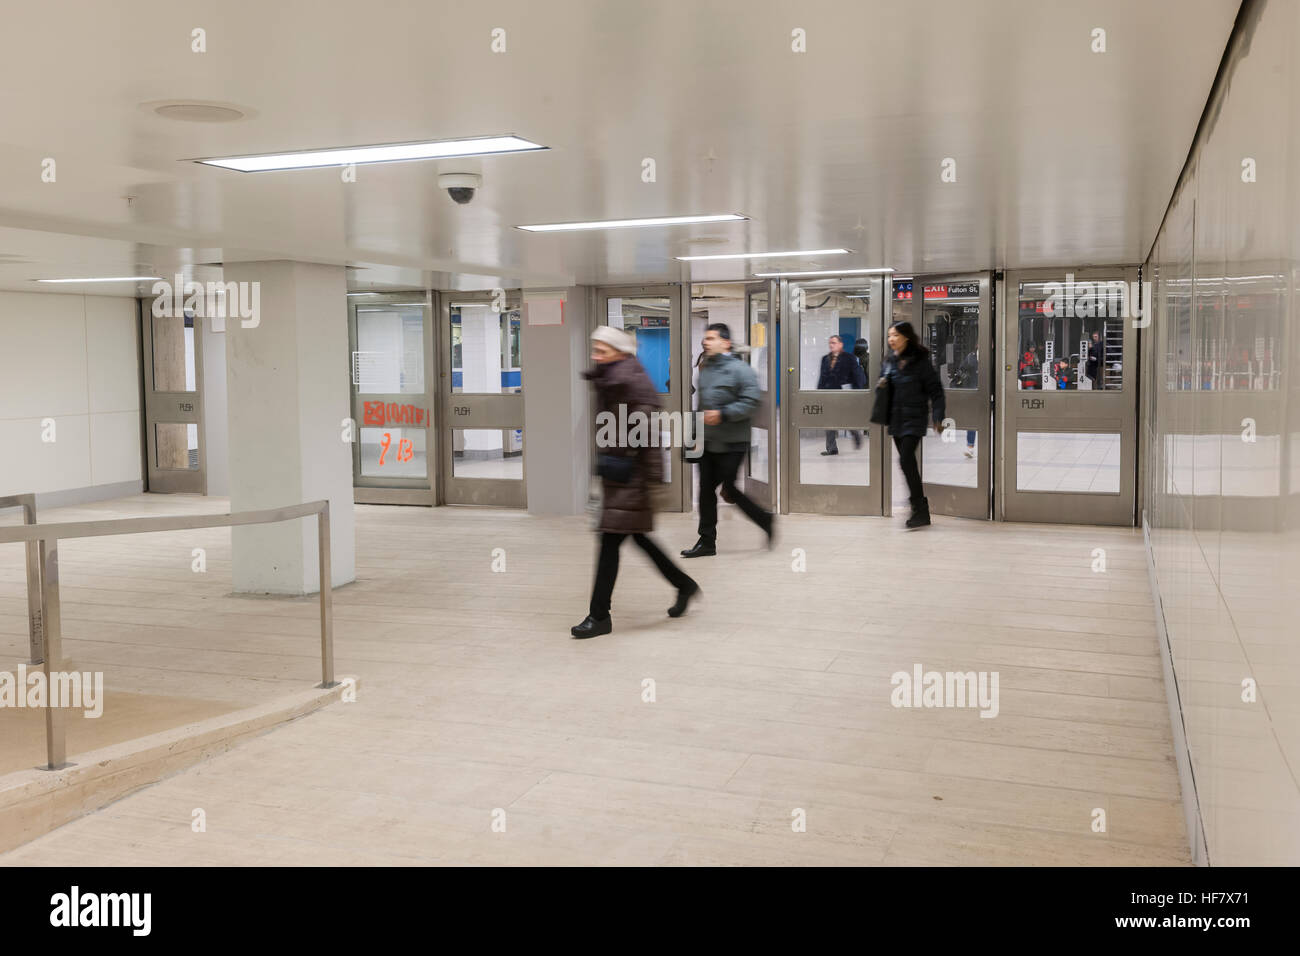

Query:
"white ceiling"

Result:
[[0, 0, 1239, 297]]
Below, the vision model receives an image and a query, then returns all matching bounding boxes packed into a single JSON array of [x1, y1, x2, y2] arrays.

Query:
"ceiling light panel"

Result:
[[196, 135, 547, 172]]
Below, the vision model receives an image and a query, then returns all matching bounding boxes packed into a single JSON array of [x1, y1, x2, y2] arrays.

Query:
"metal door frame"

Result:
[[901, 273, 993, 519], [999, 265, 1140, 526], [348, 291, 436, 506], [780, 275, 886, 515], [742, 279, 780, 508], [141, 304, 206, 494], [438, 289, 527, 507], [593, 284, 687, 511]]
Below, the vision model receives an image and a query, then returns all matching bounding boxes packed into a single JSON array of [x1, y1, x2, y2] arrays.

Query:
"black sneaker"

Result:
[[668, 582, 700, 618], [680, 539, 717, 558], [820, 449, 838, 456], [571, 614, 612, 638]]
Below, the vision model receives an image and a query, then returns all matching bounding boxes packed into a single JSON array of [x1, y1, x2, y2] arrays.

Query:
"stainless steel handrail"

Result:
[[0, 494, 42, 665], [0, 497, 336, 770]]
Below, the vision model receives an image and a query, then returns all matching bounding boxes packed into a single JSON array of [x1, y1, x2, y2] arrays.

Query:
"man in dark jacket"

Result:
[[818, 334, 868, 454], [1085, 331, 1104, 386], [681, 323, 774, 557], [881, 321, 947, 529]]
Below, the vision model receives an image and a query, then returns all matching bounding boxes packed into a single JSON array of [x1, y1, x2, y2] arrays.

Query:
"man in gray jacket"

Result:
[[682, 323, 775, 557]]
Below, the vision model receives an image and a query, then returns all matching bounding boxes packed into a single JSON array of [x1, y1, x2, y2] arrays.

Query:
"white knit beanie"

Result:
[[591, 325, 637, 355]]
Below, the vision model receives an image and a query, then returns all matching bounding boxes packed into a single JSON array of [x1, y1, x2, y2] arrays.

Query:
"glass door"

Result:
[[889, 274, 992, 519], [142, 306, 205, 494], [440, 290, 526, 507], [686, 281, 778, 510], [780, 276, 885, 515], [349, 293, 434, 505], [1000, 267, 1139, 525], [597, 286, 685, 511]]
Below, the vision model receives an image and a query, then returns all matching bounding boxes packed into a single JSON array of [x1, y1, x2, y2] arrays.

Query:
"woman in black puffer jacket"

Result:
[[571, 326, 699, 639], [879, 321, 947, 529]]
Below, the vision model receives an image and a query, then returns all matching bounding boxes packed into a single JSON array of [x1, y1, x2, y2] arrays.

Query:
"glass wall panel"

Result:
[[1015, 280, 1126, 391], [450, 303, 522, 395], [354, 308, 425, 394], [797, 427, 868, 486], [452, 428, 523, 479]]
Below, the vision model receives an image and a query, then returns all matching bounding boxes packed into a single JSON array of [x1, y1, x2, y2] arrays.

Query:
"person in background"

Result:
[[818, 334, 868, 455], [853, 337, 871, 379], [1086, 331, 1104, 386], [880, 321, 946, 529], [572, 326, 699, 639], [681, 323, 774, 557], [854, 337, 872, 448], [694, 334, 735, 504]]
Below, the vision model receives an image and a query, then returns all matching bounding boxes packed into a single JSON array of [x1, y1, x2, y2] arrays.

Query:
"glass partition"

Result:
[[1016, 279, 1127, 391]]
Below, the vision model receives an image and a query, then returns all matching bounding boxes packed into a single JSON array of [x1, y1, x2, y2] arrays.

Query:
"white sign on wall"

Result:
[[352, 351, 385, 389]]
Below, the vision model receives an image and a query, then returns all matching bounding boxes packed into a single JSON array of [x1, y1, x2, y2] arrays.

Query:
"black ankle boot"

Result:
[[668, 582, 700, 618], [680, 538, 717, 558], [905, 498, 931, 529], [571, 614, 612, 638]]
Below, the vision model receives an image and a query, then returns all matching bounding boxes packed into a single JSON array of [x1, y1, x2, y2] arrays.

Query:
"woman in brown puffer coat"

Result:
[[571, 326, 700, 639]]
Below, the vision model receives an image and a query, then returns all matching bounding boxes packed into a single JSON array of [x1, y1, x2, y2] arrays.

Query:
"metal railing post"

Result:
[[0, 497, 341, 765], [39, 538, 66, 770], [22, 497, 43, 664], [1, 494, 43, 664], [317, 501, 336, 688]]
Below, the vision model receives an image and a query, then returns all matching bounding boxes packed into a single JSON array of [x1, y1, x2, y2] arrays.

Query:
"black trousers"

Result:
[[697, 448, 770, 542], [893, 434, 926, 508], [590, 532, 695, 618], [824, 429, 862, 452]]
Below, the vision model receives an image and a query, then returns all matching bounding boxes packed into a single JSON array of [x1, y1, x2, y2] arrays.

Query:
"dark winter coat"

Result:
[[696, 351, 761, 452], [1086, 339, 1104, 380], [881, 344, 946, 437], [818, 350, 868, 390], [583, 355, 662, 533]]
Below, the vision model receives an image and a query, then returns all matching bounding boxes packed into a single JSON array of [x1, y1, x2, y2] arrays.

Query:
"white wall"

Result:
[[0, 292, 141, 501]]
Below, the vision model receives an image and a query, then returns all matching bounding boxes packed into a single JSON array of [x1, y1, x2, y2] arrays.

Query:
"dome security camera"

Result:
[[438, 172, 482, 205]]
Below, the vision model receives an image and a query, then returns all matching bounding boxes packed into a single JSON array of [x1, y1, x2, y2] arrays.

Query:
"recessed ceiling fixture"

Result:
[[677, 248, 849, 262], [35, 276, 162, 284], [194, 134, 547, 172], [753, 268, 894, 277], [518, 213, 747, 232], [154, 102, 246, 123]]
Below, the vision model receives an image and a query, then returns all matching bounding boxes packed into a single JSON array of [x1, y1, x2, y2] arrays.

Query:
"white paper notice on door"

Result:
[[526, 299, 564, 326]]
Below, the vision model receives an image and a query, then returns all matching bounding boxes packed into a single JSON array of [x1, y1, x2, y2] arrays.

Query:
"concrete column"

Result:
[[201, 313, 229, 496], [223, 260, 355, 594], [522, 287, 590, 515]]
